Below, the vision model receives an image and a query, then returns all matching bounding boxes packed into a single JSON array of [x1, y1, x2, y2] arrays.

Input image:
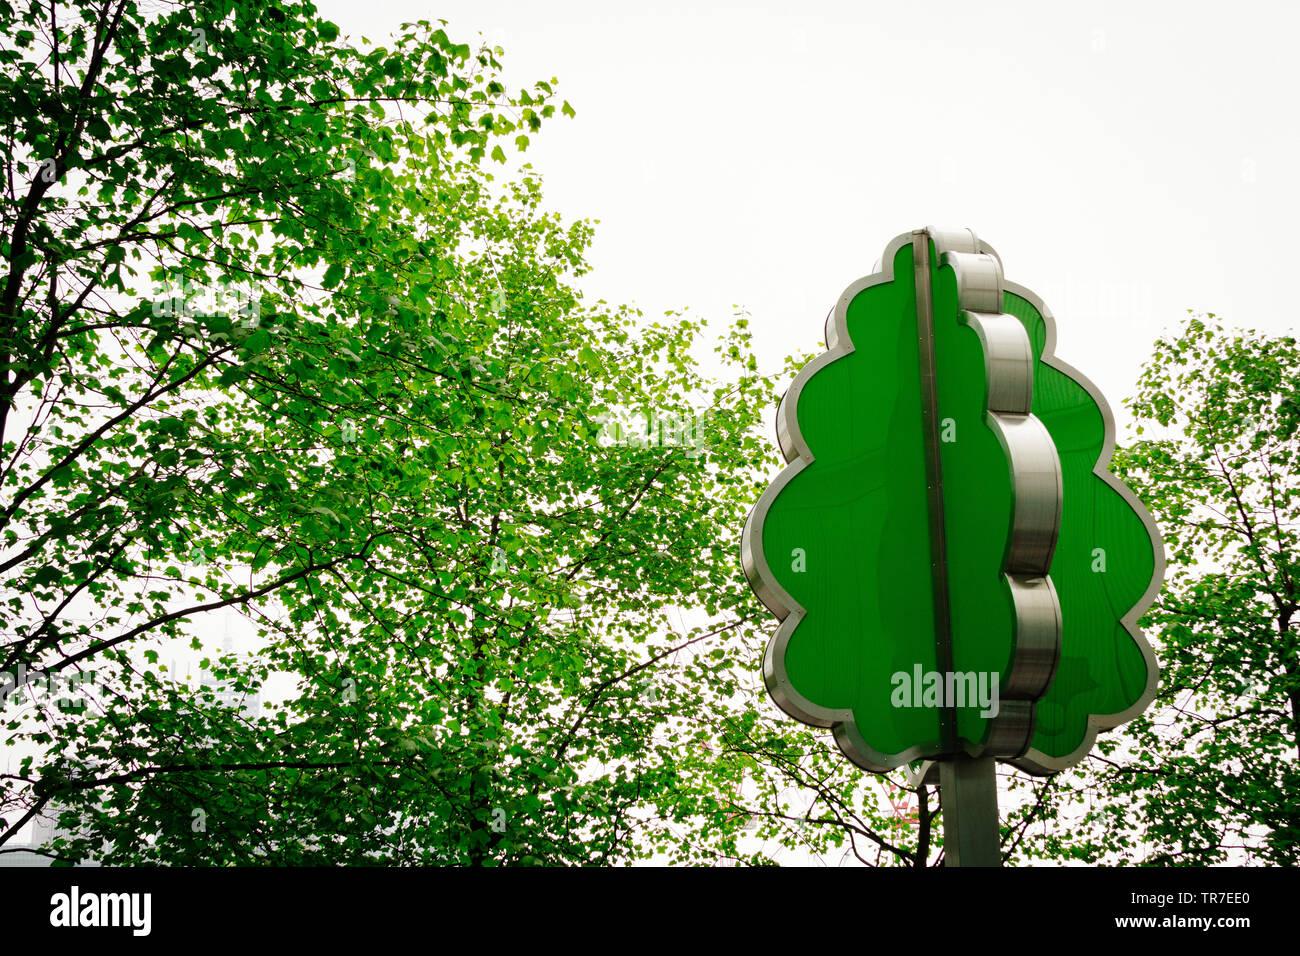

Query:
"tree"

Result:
[[0, 0, 800, 865], [1002, 313, 1300, 865], [0, 0, 1056, 869]]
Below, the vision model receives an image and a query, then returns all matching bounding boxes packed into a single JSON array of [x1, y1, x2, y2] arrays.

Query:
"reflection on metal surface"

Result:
[[1000, 414, 1063, 575], [1002, 575, 1063, 700]]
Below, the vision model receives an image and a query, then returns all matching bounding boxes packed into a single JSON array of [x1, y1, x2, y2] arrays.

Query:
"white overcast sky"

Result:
[[318, 0, 1298, 424]]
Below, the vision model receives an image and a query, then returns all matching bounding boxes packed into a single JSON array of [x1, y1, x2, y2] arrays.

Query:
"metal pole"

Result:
[[940, 755, 1001, 867]]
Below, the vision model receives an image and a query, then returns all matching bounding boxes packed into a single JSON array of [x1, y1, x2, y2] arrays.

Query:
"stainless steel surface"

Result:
[[1002, 574, 1062, 701], [997, 412, 1063, 576], [927, 225, 980, 256], [903, 759, 939, 788], [983, 700, 1036, 758], [965, 312, 1033, 415], [913, 229, 958, 755], [939, 755, 1001, 866], [942, 250, 1004, 313]]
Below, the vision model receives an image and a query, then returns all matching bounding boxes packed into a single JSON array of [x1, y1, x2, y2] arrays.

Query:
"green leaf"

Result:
[[243, 329, 271, 353], [322, 263, 346, 288]]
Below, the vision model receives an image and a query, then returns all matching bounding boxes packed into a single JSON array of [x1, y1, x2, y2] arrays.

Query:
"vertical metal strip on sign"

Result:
[[911, 229, 956, 755]]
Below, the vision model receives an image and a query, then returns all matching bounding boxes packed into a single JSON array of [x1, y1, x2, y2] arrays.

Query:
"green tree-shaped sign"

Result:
[[742, 227, 1164, 781]]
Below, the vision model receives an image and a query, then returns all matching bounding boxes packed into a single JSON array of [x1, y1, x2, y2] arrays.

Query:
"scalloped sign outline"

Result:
[[740, 227, 1165, 775]]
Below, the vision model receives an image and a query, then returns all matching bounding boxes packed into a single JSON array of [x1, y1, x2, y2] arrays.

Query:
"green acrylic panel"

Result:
[[761, 241, 943, 761]]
